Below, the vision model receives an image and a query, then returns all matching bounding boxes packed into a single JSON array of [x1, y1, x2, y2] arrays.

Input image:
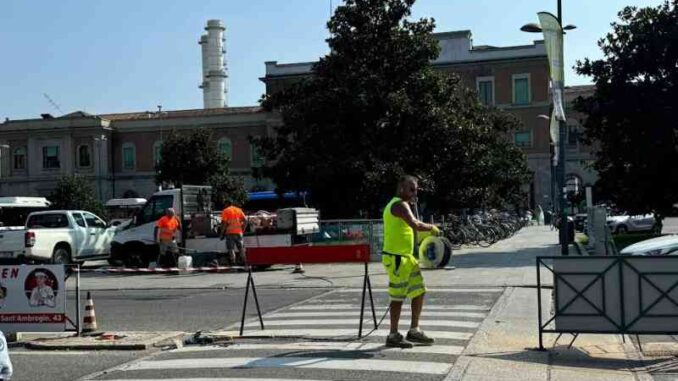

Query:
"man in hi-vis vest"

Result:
[[382, 175, 440, 348]]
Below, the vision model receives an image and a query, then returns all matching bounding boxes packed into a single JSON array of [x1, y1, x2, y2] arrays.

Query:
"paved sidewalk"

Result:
[[444, 286, 667, 381]]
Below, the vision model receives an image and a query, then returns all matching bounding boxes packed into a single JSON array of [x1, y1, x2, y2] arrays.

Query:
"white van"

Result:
[[110, 186, 222, 267]]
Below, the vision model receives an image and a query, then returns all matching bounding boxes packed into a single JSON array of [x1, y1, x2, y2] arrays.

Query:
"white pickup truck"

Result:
[[0, 210, 116, 264]]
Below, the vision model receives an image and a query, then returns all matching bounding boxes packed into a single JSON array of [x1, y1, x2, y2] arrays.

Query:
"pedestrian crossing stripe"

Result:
[[289, 304, 490, 311], [338, 288, 504, 293], [237, 328, 473, 340], [172, 342, 465, 355], [122, 356, 452, 375], [266, 310, 486, 318], [243, 319, 480, 328]]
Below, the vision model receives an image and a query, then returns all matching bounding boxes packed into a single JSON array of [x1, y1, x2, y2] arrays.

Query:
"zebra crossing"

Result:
[[87, 287, 504, 381]]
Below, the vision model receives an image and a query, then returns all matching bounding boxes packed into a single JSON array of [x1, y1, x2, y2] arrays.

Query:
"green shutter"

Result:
[[514, 78, 529, 105]]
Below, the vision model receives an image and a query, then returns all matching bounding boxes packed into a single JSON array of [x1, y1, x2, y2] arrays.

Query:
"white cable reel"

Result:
[[418, 235, 453, 268]]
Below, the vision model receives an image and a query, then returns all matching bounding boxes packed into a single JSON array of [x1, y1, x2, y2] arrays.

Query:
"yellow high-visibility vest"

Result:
[[382, 197, 414, 256]]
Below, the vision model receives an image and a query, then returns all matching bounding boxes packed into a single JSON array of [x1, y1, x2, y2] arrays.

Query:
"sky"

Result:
[[0, 0, 664, 120]]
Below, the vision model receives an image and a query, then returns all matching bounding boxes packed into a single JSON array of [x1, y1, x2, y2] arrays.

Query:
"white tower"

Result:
[[199, 19, 227, 108]]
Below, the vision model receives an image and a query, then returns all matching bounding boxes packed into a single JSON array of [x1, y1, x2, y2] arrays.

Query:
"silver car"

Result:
[[606, 213, 658, 234], [620, 235, 678, 256]]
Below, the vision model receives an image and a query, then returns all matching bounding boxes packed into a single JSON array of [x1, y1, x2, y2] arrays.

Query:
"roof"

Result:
[[99, 106, 262, 121], [105, 198, 147, 207], [0, 197, 51, 208]]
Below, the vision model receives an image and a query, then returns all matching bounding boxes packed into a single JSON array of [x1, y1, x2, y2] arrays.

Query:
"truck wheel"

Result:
[[122, 245, 150, 268], [616, 225, 628, 234], [51, 245, 72, 265]]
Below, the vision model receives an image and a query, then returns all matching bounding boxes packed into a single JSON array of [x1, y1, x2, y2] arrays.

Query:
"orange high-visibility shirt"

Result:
[[156, 215, 180, 241], [221, 206, 246, 235]]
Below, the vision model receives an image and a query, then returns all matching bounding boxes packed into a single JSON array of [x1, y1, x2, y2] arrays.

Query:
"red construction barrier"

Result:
[[240, 243, 377, 338], [246, 244, 370, 265]]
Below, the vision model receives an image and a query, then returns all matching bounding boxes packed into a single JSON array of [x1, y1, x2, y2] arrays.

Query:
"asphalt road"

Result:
[[9, 287, 329, 381]]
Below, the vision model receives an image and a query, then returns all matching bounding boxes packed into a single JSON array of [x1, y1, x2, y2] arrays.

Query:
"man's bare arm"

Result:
[[391, 201, 436, 232]]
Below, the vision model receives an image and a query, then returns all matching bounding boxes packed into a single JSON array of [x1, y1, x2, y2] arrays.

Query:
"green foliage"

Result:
[[155, 129, 248, 209], [49, 175, 106, 218], [574, 1, 678, 218], [254, 0, 531, 218]]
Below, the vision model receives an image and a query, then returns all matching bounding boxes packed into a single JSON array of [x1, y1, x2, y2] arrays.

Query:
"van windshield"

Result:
[[136, 195, 174, 225]]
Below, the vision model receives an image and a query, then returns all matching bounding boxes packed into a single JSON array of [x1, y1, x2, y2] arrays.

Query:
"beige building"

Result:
[[0, 107, 274, 200], [262, 31, 597, 209]]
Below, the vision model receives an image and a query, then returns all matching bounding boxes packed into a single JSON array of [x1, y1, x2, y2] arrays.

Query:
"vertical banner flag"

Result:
[[538, 12, 566, 122]]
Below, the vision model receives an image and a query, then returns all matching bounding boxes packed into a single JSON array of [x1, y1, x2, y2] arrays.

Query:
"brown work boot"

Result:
[[385, 332, 413, 348]]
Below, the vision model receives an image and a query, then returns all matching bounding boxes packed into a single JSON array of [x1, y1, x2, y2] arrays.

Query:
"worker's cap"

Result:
[[166, 208, 176, 214], [35, 271, 47, 278]]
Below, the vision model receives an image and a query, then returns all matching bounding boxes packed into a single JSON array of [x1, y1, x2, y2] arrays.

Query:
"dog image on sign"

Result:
[[25, 269, 57, 308]]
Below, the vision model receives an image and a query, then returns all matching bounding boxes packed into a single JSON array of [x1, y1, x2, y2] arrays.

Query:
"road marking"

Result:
[[239, 328, 473, 340], [124, 356, 452, 375], [290, 304, 491, 311], [338, 288, 504, 293], [173, 342, 465, 355], [267, 310, 486, 318], [244, 319, 479, 328]]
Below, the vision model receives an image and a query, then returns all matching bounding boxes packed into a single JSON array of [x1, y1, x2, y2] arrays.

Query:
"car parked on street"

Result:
[[606, 213, 658, 234], [620, 234, 678, 256], [0, 210, 117, 264]]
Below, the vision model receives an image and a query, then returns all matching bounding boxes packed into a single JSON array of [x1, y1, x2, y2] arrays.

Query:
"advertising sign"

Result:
[[0, 265, 66, 332]]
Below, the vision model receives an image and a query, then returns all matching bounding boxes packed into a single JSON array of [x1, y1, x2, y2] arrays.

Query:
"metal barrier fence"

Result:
[[316, 219, 383, 261], [537, 255, 678, 351]]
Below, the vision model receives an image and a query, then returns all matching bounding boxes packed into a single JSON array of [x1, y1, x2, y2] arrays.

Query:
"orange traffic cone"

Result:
[[82, 291, 98, 333]]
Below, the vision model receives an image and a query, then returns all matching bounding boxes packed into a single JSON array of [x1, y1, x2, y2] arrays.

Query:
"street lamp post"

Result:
[[522, 0, 576, 255]]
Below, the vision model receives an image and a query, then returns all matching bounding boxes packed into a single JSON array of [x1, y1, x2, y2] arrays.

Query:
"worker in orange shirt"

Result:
[[220, 202, 247, 265], [155, 208, 181, 263]]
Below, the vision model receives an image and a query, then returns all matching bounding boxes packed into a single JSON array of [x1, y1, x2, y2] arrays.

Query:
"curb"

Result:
[[24, 331, 185, 351]]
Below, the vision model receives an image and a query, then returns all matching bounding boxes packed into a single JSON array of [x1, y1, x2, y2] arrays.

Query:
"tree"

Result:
[[50, 175, 106, 217], [155, 129, 247, 209], [574, 0, 678, 218], [254, 0, 531, 218]]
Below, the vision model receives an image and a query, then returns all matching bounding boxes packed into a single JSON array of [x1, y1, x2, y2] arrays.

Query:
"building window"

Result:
[[514, 131, 532, 148], [42, 146, 60, 169], [13, 147, 26, 170], [78, 145, 91, 167], [512, 74, 531, 105], [476, 76, 495, 106], [251, 143, 264, 167], [218, 137, 233, 160], [122, 143, 136, 171], [567, 125, 578, 147], [153, 141, 163, 166]]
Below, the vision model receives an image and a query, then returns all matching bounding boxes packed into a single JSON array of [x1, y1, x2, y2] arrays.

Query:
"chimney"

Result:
[[199, 19, 227, 109]]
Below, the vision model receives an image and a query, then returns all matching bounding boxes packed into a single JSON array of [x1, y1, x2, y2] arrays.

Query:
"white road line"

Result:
[[267, 311, 486, 319], [245, 319, 479, 328], [124, 356, 452, 375], [290, 304, 491, 311], [172, 342, 465, 355], [240, 329, 473, 340], [338, 288, 504, 293]]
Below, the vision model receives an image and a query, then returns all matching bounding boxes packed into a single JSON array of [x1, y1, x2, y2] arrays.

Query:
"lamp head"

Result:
[[520, 23, 542, 33]]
